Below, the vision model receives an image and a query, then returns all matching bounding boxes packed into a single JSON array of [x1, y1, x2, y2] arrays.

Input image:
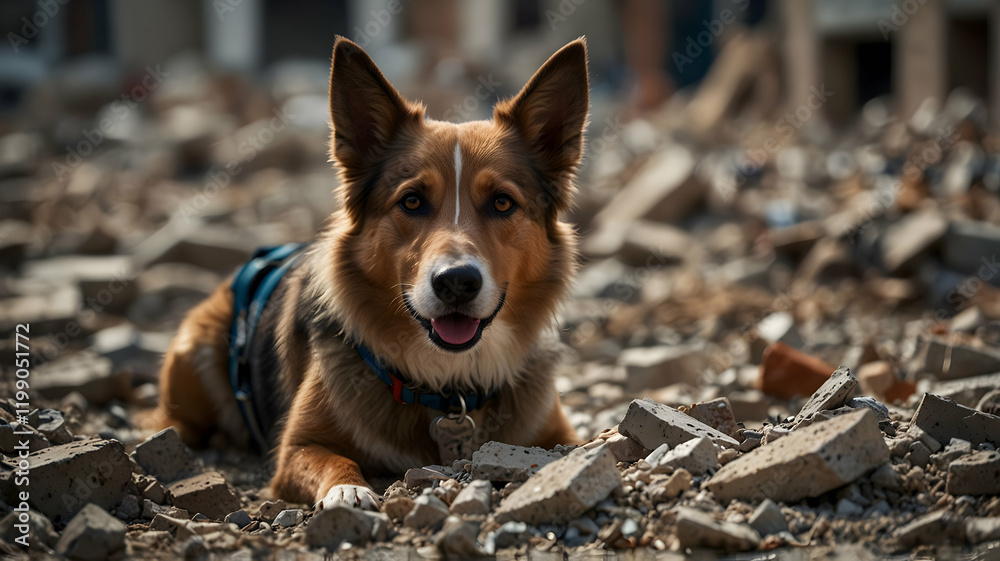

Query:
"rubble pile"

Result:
[[1, 53, 1000, 558]]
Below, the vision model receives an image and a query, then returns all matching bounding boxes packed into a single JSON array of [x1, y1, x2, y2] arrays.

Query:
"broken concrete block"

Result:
[[132, 224, 256, 273], [33, 351, 131, 406], [942, 220, 1000, 283], [920, 338, 1000, 380], [651, 436, 718, 475], [55, 503, 127, 561], [131, 427, 199, 483], [591, 144, 699, 228], [758, 342, 835, 400], [382, 496, 415, 521], [25, 438, 132, 524], [894, 510, 966, 547], [748, 499, 787, 536], [470, 441, 562, 483], [681, 397, 740, 439], [167, 471, 240, 521], [911, 393, 1000, 448], [450, 480, 491, 515], [272, 508, 304, 527], [619, 398, 739, 451], [604, 432, 649, 462], [707, 409, 889, 504], [648, 468, 692, 503], [879, 208, 947, 274], [24, 255, 138, 315], [947, 450, 1000, 495], [675, 507, 760, 552], [494, 444, 621, 525], [306, 505, 379, 548], [727, 390, 771, 421], [795, 365, 857, 422], [617, 220, 691, 267], [434, 515, 484, 557], [967, 517, 1000, 544], [35, 409, 72, 445], [0, 286, 80, 334], [751, 312, 805, 361], [403, 494, 449, 529], [91, 324, 171, 382], [618, 344, 707, 391]]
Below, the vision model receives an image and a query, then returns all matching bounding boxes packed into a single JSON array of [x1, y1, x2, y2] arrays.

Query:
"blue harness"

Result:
[[228, 243, 494, 453]]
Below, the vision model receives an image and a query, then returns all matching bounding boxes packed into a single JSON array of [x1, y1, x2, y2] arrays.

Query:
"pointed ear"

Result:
[[329, 37, 421, 179], [494, 38, 589, 200]]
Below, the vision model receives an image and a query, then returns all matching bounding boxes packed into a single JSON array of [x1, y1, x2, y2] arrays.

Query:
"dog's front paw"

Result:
[[316, 484, 381, 511]]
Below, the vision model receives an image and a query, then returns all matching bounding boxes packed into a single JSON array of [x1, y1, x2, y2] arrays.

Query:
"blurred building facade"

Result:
[[1, 0, 999, 126]]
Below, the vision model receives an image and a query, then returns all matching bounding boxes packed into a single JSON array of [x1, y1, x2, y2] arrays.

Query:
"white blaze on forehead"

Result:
[[453, 142, 462, 225]]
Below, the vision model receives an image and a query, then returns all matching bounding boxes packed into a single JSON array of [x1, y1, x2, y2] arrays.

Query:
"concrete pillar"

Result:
[[782, 0, 821, 112], [111, 0, 202, 70], [205, 0, 262, 72], [459, 0, 505, 65], [895, 0, 946, 120]]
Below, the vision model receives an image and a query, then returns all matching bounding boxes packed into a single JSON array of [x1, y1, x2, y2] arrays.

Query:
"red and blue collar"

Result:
[[353, 343, 495, 412]]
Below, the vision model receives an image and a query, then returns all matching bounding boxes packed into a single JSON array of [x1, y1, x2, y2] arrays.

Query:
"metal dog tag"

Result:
[[430, 414, 476, 465]]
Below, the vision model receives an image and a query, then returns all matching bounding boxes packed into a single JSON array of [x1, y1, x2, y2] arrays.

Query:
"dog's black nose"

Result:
[[432, 266, 482, 305]]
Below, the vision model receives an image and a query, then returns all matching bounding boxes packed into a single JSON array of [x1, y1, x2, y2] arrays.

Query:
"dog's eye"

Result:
[[492, 195, 514, 215], [401, 195, 422, 212]]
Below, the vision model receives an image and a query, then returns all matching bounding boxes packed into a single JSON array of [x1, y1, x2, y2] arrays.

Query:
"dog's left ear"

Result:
[[495, 38, 589, 212]]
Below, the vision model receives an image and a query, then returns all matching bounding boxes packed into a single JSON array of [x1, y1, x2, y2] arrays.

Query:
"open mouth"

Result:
[[403, 292, 506, 352]]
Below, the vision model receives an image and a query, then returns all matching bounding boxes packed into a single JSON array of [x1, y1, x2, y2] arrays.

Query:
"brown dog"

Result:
[[148, 36, 589, 511]]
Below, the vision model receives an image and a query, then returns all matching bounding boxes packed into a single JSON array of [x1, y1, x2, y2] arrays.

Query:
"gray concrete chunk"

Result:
[[450, 480, 491, 515], [676, 507, 760, 552], [471, 441, 562, 482], [494, 444, 621, 525], [25, 438, 132, 525], [55, 503, 126, 561], [131, 427, 200, 483], [652, 436, 718, 475], [167, 471, 240, 521], [707, 409, 889, 503], [947, 450, 1000, 495], [619, 398, 740, 450], [795, 365, 857, 422], [911, 393, 1000, 448]]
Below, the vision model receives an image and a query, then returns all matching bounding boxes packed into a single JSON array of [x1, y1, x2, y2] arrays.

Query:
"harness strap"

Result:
[[229, 242, 306, 453]]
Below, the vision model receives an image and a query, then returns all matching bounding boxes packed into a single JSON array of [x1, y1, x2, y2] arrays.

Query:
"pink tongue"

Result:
[[431, 315, 481, 345]]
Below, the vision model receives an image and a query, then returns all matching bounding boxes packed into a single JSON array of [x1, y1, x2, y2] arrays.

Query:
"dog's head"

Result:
[[319, 37, 588, 391]]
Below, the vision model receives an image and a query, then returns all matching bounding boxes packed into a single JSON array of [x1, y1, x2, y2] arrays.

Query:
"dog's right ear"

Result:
[[329, 37, 421, 187]]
